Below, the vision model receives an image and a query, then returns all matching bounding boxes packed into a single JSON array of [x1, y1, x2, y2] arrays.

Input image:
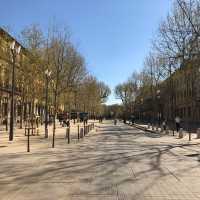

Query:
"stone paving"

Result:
[[0, 121, 92, 154], [1, 121, 200, 199]]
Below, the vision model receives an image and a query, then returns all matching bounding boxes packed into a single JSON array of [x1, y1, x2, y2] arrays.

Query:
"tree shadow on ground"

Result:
[[0, 124, 200, 199]]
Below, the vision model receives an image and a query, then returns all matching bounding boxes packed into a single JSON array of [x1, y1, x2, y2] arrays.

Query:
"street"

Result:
[[1, 121, 200, 199]]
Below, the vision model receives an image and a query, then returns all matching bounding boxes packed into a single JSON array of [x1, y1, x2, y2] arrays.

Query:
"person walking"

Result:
[[162, 119, 167, 131], [175, 116, 181, 132]]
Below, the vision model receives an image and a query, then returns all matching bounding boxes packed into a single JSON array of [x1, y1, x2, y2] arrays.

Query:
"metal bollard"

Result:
[[27, 128, 30, 152], [66, 127, 70, 144], [148, 123, 150, 129], [152, 125, 154, 131], [87, 125, 89, 134], [179, 128, 183, 138], [84, 124, 86, 136], [78, 125, 80, 140], [197, 128, 200, 139], [80, 128, 84, 138], [189, 132, 191, 141]]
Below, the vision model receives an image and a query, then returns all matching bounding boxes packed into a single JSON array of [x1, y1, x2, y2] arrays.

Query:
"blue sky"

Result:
[[0, 0, 172, 104]]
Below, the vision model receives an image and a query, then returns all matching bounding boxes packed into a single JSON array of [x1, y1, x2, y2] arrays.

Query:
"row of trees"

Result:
[[115, 0, 200, 122], [2, 24, 111, 131]]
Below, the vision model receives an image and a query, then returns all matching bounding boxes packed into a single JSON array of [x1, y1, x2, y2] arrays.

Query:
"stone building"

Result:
[[135, 60, 200, 131], [0, 28, 45, 130]]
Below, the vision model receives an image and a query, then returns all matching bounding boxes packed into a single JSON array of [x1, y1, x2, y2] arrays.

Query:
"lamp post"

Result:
[[44, 69, 51, 138], [156, 89, 161, 126], [9, 41, 21, 141], [140, 98, 143, 122]]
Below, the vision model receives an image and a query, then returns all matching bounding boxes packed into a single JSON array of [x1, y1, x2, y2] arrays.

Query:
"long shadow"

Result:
[[1, 123, 200, 198]]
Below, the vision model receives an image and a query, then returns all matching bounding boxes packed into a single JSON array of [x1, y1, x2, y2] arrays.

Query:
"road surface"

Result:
[[1, 121, 200, 199]]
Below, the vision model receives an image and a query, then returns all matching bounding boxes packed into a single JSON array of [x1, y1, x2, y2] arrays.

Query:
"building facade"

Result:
[[134, 60, 200, 131], [0, 28, 45, 130]]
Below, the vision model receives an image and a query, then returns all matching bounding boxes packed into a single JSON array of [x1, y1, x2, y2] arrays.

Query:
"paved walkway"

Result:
[[0, 121, 94, 154], [1, 121, 200, 199]]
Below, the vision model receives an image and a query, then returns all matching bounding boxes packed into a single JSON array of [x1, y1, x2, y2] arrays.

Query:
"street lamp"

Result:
[[140, 98, 143, 121], [156, 89, 161, 125], [9, 41, 21, 141], [44, 69, 51, 138]]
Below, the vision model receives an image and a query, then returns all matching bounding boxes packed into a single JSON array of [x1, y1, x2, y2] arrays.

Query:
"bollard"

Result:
[[68, 127, 70, 143], [179, 128, 183, 138], [197, 128, 200, 139], [152, 125, 154, 131], [66, 127, 70, 144], [148, 123, 150, 129], [84, 124, 86, 136], [80, 128, 84, 138], [27, 128, 30, 152], [78, 125, 80, 140], [189, 132, 191, 141]]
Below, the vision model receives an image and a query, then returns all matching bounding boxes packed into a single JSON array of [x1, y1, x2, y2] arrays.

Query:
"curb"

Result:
[[126, 123, 158, 134]]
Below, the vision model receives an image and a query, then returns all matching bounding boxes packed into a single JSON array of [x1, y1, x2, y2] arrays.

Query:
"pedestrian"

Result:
[[131, 115, 135, 125], [162, 120, 167, 131], [175, 116, 181, 132], [66, 119, 70, 127]]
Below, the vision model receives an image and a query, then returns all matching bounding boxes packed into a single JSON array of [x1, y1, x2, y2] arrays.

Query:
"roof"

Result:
[[0, 27, 27, 54]]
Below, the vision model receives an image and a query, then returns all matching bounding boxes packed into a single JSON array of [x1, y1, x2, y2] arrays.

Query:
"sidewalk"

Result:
[[0, 120, 97, 154], [127, 121, 200, 142], [1, 121, 200, 199]]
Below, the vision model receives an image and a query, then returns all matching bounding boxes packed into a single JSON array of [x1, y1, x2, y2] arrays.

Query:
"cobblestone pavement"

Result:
[[1, 121, 200, 200]]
